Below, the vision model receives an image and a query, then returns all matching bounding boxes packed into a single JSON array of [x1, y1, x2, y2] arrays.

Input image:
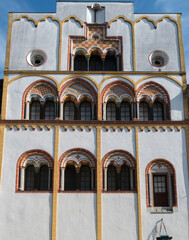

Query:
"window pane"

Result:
[[30, 101, 40, 120], [107, 165, 116, 191], [74, 55, 87, 71], [25, 165, 35, 191], [89, 55, 102, 71], [65, 165, 76, 191], [104, 55, 117, 71], [139, 102, 149, 121], [64, 101, 75, 120], [106, 102, 116, 121], [39, 165, 49, 190], [120, 165, 130, 190], [80, 165, 91, 191], [80, 102, 91, 120], [45, 101, 55, 120], [120, 102, 131, 121], [153, 102, 163, 121]]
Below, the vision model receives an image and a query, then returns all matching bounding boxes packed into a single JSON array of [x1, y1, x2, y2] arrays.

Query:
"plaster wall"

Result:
[[108, 19, 133, 71], [139, 128, 189, 239], [57, 194, 96, 240], [9, 19, 59, 71], [102, 193, 138, 240], [0, 128, 54, 240], [59, 127, 97, 158], [135, 19, 180, 71], [101, 127, 135, 158]]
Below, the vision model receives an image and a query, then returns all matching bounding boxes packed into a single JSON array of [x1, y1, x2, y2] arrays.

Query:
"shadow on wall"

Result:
[[0, 79, 3, 118]]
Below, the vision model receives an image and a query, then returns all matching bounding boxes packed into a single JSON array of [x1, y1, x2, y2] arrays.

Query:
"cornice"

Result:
[[4, 70, 186, 76]]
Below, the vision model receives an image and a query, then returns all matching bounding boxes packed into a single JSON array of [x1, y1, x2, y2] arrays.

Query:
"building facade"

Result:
[[0, 1, 189, 240]]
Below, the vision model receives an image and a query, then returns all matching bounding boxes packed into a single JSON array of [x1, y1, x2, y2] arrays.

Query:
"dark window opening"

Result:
[[25, 165, 35, 191], [30, 101, 41, 120], [139, 102, 149, 121], [120, 165, 130, 191], [64, 101, 75, 120], [65, 165, 76, 191], [80, 101, 92, 120], [39, 165, 49, 190], [80, 165, 91, 191], [120, 102, 131, 121], [44, 101, 55, 120], [107, 165, 116, 191], [153, 102, 163, 121], [104, 55, 117, 71], [74, 55, 87, 71], [89, 55, 102, 71], [106, 102, 117, 121]]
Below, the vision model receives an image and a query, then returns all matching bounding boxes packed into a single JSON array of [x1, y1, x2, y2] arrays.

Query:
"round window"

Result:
[[149, 50, 168, 68], [26, 50, 47, 67]]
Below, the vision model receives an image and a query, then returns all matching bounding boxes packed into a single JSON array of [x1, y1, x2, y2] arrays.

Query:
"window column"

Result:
[[103, 103, 106, 120], [104, 167, 108, 191], [25, 101, 30, 120], [20, 167, 25, 191], [60, 167, 65, 191], [60, 102, 64, 120]]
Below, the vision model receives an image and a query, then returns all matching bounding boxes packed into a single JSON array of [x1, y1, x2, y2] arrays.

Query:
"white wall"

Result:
[[58, 194, 96, 240]]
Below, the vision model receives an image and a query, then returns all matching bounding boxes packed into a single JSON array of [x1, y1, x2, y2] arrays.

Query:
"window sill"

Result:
[[103, 190, 137, 193], [58, 191, 96, 193], [16, 190, 52, 193], [148, 206, 178, 214]]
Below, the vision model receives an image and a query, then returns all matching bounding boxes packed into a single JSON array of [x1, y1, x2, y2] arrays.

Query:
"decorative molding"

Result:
[[5, 13, 13, 70], [96, 126, 102, 240], [177, 14, 186, 73], [51, 126, 60, 240], [13, 15, 61, 26], [0, 126, 5, 189], [135, 126, 143, 240], [1, 76, 9, 120], [108, 15, 132, 27]]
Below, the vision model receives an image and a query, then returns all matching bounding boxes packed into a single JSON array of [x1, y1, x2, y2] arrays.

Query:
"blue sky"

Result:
[[0, 0, 188, 80]]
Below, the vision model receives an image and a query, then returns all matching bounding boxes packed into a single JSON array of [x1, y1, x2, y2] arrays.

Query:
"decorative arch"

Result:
[[22, 80, 58, 119], [102, 150, 136, 192], [101, 80, 135, 120], [59, 148, 96, 168], [59, 78, 97, 103], [59, 148, 96, 191], [136, 81, 170, 104], [146, 159, 177, 208], [102, 150, 136, 168], [16, 149, 54, 191]]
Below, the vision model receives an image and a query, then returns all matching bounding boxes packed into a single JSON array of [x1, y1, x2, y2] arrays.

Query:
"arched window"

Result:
[[89, 54, 103, 71], [25, 165, 35, 191], [80, 165, 91, 191], [74, 55, 87, 71], [107, 165, 116, 191], [120, 165, 130, 191], [120, 102, 131, 121], [80, 101, 91, 120], [39, 165, 49, 190], [30, 101, 41, 120], [64, 101, 75, 120], [104, 55, 117, 71], [139, 102, 149, 121], [106, 102, 117, 121], [44, 101, 55, 120], [65, 165, 76, 191], [153, 102, 163, 121], [146, 160, 177, 210]]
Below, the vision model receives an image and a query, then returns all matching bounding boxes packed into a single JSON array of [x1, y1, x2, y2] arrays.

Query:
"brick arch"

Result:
[[100, 80, 135, 120], [102, 150, 136, 168], [59, 148, 96, 168], [59, 78, 97, 104], [21, 80, 58, 119], [136, 81, 170, 104], [16, 149, 54, 191], [145, 159, 177, 207]]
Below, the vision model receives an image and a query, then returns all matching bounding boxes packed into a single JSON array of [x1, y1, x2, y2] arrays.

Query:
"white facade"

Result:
[[0, 1, 189, 240]]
